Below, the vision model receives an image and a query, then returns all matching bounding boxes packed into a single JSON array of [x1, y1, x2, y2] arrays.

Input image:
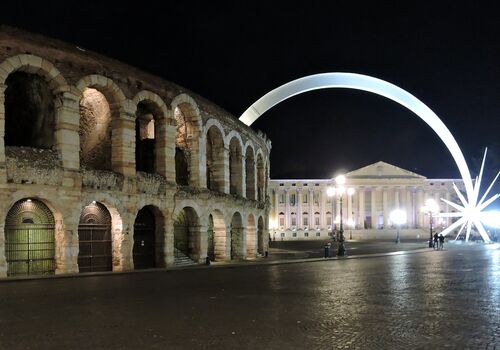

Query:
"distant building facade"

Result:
[[269, 161, 461, 240]]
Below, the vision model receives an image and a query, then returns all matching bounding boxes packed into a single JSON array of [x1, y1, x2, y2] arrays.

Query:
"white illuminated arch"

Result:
[[240, 73, 500, 243]]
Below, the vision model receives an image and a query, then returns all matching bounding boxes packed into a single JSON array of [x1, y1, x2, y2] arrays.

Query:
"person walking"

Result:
[[433, 232, 439, 249], [438, 233, 445, 250], [324, 243, 331, 258]]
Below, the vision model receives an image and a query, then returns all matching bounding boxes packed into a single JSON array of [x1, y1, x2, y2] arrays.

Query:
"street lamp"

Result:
[[390, 209, 407, 244], [421, 198, 439, 248], [327, 175, 355, 256]]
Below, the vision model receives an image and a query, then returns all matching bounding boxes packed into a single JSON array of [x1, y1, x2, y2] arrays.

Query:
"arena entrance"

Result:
[[78, 202, 112, 273], [4, 199, 55, 276], [133, 206, 156, 269]]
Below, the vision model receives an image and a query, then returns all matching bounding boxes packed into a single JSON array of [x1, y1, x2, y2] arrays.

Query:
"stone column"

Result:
[[0, 83, 7, 184], [347, 192, 353, 224], [55, 91, 81, 171], [309, 189, 314, 227], [395, 188, 400, 209], [241, 154, 247, 198], [223, 147, 230, 194], [246, 221, 257, 258], [0, 222, 7, 277], [297, 188, 303, 228], [285, 189, 290, 228], [383, 188, 388, 227], [273, 189, 279, 219], [358, 188, 365, 228], [320, 189, 326, 228], [417, 188, 424, 227], [406, 188, 413, 228], [112, 101, 137, 177], [163, 210, 175, 267], [371, 188, 377, 229], [55, 216, 79, 274], [158, 116, 177, 183], [189, 224, 207, 264]]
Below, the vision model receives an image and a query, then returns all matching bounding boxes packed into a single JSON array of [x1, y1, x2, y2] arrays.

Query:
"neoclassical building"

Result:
[[269, 161, 461, 240], [0, 26, 271, 278]]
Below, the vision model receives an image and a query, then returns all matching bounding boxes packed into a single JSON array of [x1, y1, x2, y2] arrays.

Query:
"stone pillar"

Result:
[[189, 224, 207, 264], [358, 189, 365, 228], [246, 220, 257, 258], [395, 188, 400, 209], [297, 188, 303, 228], [273, 190, 279, 219], [241, 154, 247, 198], [417, 188, 424, 227], [0, 83, 6, 184], [223, 147, 230, 194], [0, 223, 7, 277], [163, 209, 175, 267], [406, 188, 413, 228], [285, 189, 290, 228], [320, 189, 326, 228], [347, 192, 353, 224], [55, 216, 79, 274], [157, 116, 177, 182], [55, 91, 81, 171], [383, 189, 388, 227], [308, 189, 314, 227], [371, 188, 377, 229], [112, 101, 137, 177]]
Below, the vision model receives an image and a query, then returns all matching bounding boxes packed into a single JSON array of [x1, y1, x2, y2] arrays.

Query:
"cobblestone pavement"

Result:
[[0, 244, 499, 349]]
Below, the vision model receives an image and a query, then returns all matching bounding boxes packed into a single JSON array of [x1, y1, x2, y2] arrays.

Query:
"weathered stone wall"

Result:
[[0, 26, 271, 277]]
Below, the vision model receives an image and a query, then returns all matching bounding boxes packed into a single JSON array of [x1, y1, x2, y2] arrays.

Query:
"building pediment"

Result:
[[345, 161, 426, 180]]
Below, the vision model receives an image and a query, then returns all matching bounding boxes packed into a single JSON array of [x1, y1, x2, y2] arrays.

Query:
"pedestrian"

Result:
[[438, 233, 445, 250], [433, 232, 439, 249], [324, 243, 331, 258]]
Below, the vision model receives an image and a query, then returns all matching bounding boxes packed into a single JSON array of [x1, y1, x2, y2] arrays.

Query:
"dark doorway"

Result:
[[133, 206, 156, 269], [78, 202, 112, 273], [5, 199, 55, 276]]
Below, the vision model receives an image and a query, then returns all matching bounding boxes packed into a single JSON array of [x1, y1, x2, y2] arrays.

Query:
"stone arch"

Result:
[[230, 211, 245, 259], [133, 205, 165, 269], [257, 215, 265, 255], [207, 209, 226, 261], [173, 206, 201, 263], [246, 213, 257, 258], [256, 152, 265, 201], [245, 144, 256, 200], [133, 91, 170, 175], [0, 55, 70, 170], [228, 135, 244, 196], [76, 75, 132, 174], [205, 123, 226, 192], [0, 195, 70, 277], [172, 94, 202, 187]]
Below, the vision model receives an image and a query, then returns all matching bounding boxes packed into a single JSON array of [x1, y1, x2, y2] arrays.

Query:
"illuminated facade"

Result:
[[269, 162, 462, 240], [0, 27, 271, 278]]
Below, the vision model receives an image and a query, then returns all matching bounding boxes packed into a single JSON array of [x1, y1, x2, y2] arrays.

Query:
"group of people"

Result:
[[433, 232, 445, 250]]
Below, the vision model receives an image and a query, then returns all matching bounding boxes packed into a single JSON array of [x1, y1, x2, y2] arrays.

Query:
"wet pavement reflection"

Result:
[[0, 244, 499, 349]]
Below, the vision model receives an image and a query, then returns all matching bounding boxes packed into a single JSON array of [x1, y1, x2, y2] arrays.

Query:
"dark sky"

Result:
[[2, 1, 500, 180]]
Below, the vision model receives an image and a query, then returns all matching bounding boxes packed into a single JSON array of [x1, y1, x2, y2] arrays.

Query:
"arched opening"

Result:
[[133, 206, 157, 269], [229, 137, 243, 195], [206, 126, 225, 192], [79, 88, 113, 170], [136, 101, 161, 174], [173, 207, 199, 262], [78, 201, 112, 273], [5, 71, 55, 149], [246, 214, 257, 258], [245, 146, 256, 199], [175, 103, 200, 186], [230, 212, 244, 259], [257, 216, 265, 255], [257, 153, 265, 201], [5, 198, 55, 276]]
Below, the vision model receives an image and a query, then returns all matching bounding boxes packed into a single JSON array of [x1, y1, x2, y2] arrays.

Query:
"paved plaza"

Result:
[[0, 243, 499, 349]]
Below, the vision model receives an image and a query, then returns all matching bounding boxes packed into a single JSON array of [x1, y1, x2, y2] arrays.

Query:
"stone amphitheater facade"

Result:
[[0, 26, 271, 277]]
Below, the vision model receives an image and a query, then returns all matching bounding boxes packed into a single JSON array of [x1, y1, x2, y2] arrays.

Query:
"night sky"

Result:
[[1, 1, 500, 180]]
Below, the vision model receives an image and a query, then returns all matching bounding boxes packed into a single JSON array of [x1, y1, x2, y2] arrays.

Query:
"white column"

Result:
[[347, 193, 353, 224], [297, 188, 303, 229], [406, 188, 412, 228], [383, 189, 388, 227], [320, 189, 326, 228], [309, 189, 314, 227], [417, 188, 424, 227], [371, 188, 377, 229], [285, 189, 290, 229], [273, 190, 279, 219], [358, 189, 365, 228]]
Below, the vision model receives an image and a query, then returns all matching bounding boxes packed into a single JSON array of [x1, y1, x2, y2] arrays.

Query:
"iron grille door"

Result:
[[5, 224, 55, 276], [78, 224, 112, 273]]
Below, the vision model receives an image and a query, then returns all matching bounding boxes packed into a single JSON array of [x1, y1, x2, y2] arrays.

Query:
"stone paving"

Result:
[[0, 243, 499, 349]]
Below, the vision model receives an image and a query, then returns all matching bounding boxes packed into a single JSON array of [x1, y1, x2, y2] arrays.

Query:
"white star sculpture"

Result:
[[438, 148, 500, 243]]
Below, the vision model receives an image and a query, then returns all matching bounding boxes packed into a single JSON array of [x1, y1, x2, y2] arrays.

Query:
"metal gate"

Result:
[[133, 207, 156, 269], [5, 199, 55, 276], [78, 202, 112, 273]]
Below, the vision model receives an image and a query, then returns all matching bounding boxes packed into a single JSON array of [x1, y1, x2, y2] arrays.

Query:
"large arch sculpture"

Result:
[[240, 73, 499, 242]]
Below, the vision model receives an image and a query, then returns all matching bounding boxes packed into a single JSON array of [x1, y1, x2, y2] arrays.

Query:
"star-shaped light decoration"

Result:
[[438, 149, 500, 243]]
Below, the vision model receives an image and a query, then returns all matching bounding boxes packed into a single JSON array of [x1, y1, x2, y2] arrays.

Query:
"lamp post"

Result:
[[421, 198, 439, 248], [390, 209, 407, 244], [327, 175, 354, 256]]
